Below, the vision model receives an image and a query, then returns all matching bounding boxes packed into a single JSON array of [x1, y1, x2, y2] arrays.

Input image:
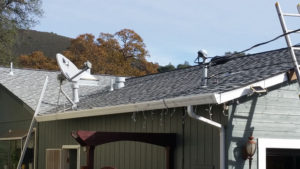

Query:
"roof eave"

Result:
[[35, 72, 289, 122], [216, 72, 288, 104], [35, 92, 218, 122]]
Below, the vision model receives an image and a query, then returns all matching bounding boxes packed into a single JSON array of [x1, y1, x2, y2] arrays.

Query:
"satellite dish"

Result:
[[56, 53, 99, 105], [56, 53, 97, 82]]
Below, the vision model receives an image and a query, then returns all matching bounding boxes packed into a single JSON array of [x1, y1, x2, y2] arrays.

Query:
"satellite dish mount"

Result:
[[56, 54, 99, 109]]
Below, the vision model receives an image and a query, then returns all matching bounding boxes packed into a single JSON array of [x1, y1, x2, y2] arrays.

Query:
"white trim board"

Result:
[[35, 72, 289, 122], [258, 138, 300, 169], [62, 145, 81, 169]]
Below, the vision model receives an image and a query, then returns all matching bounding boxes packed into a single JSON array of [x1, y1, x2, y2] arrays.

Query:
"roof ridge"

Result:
[[0, 66, 116, 77], [0, 66, 60, 73], [127, 46, 290, 81]]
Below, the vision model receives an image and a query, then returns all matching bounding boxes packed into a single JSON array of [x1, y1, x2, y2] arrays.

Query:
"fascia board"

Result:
[[35, 93, 218, 122], [215, 73, 288, 104]]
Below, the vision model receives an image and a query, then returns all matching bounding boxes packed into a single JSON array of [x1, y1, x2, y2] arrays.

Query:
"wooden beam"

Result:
[[72, 130, 177, 169], [86, 146, 95, 169], [287, 69, 298, 81], [72, 130, 176, 148]]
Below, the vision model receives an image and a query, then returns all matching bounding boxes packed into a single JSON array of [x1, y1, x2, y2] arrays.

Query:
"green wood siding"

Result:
[[0, 85, 33, 169], [38, 106, 226, 169], [227, 82, 300, 169]]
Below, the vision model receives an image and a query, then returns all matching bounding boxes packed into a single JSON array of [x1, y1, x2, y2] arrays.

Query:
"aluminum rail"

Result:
[[276, 2, 300, 97], [16, 76, 48, 169]]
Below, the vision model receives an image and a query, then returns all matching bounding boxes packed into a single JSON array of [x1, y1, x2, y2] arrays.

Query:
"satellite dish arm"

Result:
[[70, 61, 92, 81]]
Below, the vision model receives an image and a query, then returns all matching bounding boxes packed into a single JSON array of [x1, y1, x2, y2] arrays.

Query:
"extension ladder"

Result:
[[275, 2, 300, 96]]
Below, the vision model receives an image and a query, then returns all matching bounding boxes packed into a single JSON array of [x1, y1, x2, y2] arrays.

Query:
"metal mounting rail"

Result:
[[275, 2, 300, 97]]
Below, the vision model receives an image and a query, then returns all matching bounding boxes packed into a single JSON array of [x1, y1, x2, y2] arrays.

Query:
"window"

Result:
[[258, 138, 300, 169]]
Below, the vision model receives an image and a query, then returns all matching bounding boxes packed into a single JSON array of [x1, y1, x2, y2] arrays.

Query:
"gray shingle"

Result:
[[1, 47, 299, 115], [74, 48, 299, 110], [0, 68, 114, 113]]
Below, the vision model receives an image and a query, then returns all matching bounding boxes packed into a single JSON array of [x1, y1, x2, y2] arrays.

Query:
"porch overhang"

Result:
[[0, 130, 28, 141]]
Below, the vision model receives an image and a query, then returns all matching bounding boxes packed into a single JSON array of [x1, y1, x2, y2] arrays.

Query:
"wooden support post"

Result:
[[165, 146, 174, 169], [87, 146, 95, 169]]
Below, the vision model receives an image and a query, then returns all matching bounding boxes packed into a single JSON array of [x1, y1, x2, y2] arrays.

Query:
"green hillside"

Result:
[[13, 29, 71, 59]]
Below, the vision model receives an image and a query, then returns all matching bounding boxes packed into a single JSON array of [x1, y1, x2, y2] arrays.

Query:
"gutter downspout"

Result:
[[187, 105, 225, 169]]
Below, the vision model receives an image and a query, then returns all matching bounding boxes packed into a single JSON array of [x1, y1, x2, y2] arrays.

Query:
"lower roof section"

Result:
[[35, 72, 289, 122]]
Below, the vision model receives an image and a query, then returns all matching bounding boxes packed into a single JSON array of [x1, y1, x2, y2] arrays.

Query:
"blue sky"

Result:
[[34, 0, 300, 66]]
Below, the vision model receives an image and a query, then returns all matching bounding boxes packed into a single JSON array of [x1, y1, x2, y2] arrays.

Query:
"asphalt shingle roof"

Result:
[[1, 47, 299, 115], [0, 67, 114, 114], [74, 48, 299, 110]]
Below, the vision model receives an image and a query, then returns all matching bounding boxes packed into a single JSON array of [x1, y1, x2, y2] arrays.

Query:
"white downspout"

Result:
[[187, 105, 225, 169]]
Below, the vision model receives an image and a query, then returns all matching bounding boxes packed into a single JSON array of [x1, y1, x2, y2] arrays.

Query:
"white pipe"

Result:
[[202, 64, 208, 87], [9, 62, 14, 76], [187, 105, 225, 169], [72, 82, 79, 103], [187, 105, 221, 128], [110, 79, 114, 91]]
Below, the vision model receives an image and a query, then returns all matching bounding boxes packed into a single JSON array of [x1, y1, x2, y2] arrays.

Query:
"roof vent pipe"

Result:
[[9, 62, 14, 76], [110, 78, 114, 91], [196, 50, 209, 87], [72, 82, 80, 103], [114, 77, 125, 89], [202, 64, 208, 87]]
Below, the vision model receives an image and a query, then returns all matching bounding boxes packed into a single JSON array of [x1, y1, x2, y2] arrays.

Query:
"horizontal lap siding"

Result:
[[38, 106, 226, 169], [227, 82, 300, 169]]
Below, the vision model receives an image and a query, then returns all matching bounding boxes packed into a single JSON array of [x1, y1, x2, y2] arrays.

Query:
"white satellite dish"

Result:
[[56, 53, 97, 82], [56, 53, 99, 105]]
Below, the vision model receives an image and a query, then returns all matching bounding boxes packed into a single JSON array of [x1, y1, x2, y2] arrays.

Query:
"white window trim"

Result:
[[34, 128, 37, 169], [258, 138, 300, 169], [62, 145, 81, 169]]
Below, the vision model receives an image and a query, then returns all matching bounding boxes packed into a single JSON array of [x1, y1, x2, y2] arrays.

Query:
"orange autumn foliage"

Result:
[[18, 51, 58, 70], [18, 29, 158, 76]]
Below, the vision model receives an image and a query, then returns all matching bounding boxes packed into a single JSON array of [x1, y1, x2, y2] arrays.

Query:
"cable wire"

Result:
[[230, 28, 300, 58]]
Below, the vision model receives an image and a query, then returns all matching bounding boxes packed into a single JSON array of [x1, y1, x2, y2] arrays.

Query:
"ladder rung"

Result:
[[293, 47, 300, 51], [233, 115, 248, 119], [283, 13, 300, 17], [287, 30, 300, 33]]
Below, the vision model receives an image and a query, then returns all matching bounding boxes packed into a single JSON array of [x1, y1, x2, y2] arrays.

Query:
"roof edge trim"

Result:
[[35, 93, 218, 122], [216, 72, 288, 104]]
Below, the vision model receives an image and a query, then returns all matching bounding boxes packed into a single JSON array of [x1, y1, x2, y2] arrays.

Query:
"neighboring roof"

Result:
[[72, 47, 298, 110], [0, 67, 114, 113]]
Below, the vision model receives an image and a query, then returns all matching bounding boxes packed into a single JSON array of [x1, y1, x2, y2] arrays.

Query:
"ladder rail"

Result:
[[275, 2, 300, 90]]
